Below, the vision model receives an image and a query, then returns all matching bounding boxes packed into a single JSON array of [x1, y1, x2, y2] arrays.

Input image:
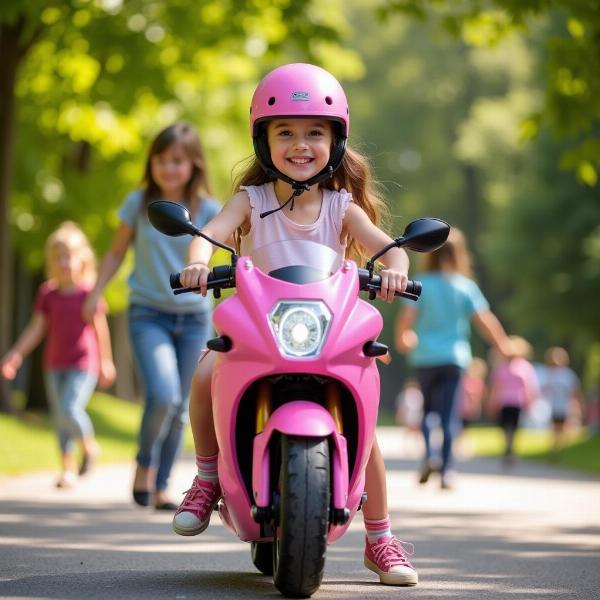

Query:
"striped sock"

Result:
[[364, 516, 392, 544], [195, 453, 218, 482]]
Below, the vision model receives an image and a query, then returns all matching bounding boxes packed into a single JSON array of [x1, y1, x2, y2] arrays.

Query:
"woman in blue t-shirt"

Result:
[[395, 228, 511, 489], [84, 123, 220, 509]]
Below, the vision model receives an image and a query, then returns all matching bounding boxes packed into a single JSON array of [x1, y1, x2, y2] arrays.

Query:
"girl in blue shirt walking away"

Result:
[[395, 228, 511, 489]]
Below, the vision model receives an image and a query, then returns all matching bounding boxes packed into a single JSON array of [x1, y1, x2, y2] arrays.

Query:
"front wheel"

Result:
[[273, 435, 330, 598]]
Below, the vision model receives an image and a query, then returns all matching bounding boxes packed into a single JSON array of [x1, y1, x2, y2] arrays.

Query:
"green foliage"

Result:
[[5, 0, 357, 294], [378, 0, 600, 185], [484, 131, 600, 355]]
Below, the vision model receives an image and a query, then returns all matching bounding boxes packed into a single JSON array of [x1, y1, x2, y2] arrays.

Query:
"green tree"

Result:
[[485, 131, 600, 359], [378, 0, 600, 186], [0, 0, 358, 412]]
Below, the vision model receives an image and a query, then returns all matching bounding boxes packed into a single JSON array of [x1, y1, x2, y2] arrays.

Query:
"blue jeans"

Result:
[[44, 369, 98, 454], [128, 304, 211, 491], [416, 365, 464, 475]]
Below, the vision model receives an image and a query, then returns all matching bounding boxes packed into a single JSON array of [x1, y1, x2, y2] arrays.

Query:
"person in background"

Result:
[[395, 378, 425, 459], [488, 336, 539, 465], [460, 357, 488, 428], [83, 123, 221, 510], [1, 222, 116, 488], [542, 346, 584, 453], [395, 227, 512, 489], [454, 356, 488, 458], [395, 378, 424, 432]]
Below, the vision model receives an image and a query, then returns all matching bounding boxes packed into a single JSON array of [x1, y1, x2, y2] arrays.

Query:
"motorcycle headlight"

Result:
[[269, 301, 331, 358]]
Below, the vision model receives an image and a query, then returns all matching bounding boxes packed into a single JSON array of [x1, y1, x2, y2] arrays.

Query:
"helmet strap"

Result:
[[259, 184, 309, 219]]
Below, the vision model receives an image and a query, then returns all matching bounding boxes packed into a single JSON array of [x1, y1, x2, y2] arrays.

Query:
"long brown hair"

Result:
[[232, 144, 390, 265], [423, 227, 473, 277], [141, 123, 212, 215]]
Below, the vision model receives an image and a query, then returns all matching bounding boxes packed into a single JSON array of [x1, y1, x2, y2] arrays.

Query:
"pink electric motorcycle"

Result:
[[148, 201, 448, 598]]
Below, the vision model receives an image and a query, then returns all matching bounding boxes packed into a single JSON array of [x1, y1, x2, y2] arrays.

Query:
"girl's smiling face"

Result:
[[267, 119, 333, 182], [150, 142, 195, 200]]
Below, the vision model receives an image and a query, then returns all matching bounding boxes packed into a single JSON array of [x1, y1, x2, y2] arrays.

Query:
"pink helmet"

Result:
[[250, 63, 349, 190], [250, 63, 350, 137]]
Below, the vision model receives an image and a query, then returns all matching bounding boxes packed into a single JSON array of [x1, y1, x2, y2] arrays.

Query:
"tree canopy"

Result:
[[0, 0, 358, 410], [378, 0, 600, 187]]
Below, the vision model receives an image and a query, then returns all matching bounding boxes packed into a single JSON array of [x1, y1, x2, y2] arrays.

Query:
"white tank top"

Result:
[[239, 182, 352, 262]]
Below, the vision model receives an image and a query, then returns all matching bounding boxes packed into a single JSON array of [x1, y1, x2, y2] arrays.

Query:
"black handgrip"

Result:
[[170, 272, 183, 289], [169, 271, 219, 290], [405, 280, 422, 297], [367, 275, 422, 299], [170, 268, 234, 295]]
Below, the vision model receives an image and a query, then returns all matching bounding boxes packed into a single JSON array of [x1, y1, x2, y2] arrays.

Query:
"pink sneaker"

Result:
[[364, 535, 418, 586], [172, 476, 221, 536]]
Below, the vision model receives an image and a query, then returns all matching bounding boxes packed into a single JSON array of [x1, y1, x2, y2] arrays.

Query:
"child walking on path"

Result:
[[460, 357, 488, 428], [1, 222, 116, 488], [173, 64, 418, 586], [542, 346, 584, 452], [488, 336, 539, 464], [83, 123, 221, 510]]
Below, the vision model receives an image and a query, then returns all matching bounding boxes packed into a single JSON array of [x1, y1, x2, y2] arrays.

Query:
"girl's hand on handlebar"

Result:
[[379, 268, 408, 303], [180, 262, 211, 296]]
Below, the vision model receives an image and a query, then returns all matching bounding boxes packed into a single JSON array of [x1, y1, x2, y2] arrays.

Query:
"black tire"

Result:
[[273, 435, 330, 598], [251, 541, 274, 575]]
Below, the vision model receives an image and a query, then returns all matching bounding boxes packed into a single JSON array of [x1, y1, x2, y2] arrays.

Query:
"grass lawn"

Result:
[[1, 395, 598, 476], [0, 392, 194, 476], [463, 425, 600, 474]]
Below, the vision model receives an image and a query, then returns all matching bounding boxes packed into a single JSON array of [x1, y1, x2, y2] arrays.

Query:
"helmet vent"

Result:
[[325, 96, 333, 105], [268, 96, 276, 106]]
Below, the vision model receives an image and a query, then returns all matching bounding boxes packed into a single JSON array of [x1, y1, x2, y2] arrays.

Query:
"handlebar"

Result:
[[170, 266, 421, 301]]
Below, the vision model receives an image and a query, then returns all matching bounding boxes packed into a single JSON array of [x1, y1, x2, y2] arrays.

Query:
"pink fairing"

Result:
[[211, 254, 382, 543], [250, 63, 350, 136]]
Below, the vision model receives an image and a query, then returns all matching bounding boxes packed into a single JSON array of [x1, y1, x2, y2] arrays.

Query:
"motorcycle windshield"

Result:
[[250, 240, 342, 284]]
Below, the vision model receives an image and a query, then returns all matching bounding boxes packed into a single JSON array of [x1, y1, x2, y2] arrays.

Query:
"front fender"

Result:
[[252, 401, 349, 510]]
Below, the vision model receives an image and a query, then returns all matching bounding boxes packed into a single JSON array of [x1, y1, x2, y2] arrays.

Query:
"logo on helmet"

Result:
[[291, 91, 310, 101]]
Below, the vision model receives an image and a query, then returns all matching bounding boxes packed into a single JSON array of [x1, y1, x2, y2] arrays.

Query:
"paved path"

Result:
[[1, 427, 599, 599]]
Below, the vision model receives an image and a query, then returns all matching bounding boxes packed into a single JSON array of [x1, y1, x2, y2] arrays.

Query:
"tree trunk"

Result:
[[0, 22, 22, 413], [0, 17, 45, 413]]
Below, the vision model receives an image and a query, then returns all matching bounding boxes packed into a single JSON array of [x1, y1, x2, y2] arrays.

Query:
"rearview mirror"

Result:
[[397, 218, 450, 253], [147, 200, 199, 237]]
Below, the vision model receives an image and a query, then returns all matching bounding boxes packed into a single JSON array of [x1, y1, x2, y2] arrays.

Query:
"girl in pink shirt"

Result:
[[1, 222, 116, 488], [489, 336, 539, 464]]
